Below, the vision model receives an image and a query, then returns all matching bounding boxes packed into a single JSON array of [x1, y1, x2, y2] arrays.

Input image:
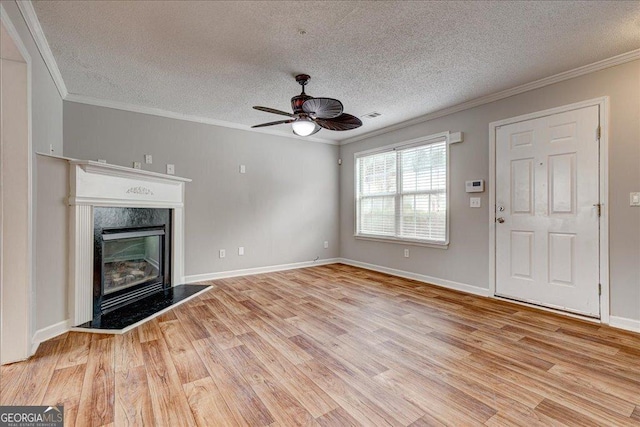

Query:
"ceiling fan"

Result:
[[252, 74, 362, 137]]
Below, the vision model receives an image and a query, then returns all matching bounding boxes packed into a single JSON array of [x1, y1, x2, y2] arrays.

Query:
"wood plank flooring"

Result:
[[2, 264, 639, 426]]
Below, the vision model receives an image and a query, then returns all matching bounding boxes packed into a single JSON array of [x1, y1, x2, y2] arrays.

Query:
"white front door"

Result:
[[495, 105, 600, 317]]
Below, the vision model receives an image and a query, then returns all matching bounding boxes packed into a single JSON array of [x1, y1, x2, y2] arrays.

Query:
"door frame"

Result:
[[488, 97, 609, 323], [1, 5, 34, 362]]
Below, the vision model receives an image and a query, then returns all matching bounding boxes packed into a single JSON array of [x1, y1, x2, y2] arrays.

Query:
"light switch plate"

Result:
[[144, 154, 153, 164], [240, 164, 246, 174], [133, 161, 142, 169], [166, 164, 175, 175], [238, 247, 244, 256], [219, 249, 226, 258], [631, 192, 640, 207], [470, 197, 481, 208]]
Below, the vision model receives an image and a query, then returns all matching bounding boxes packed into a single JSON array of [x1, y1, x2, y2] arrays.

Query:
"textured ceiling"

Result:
[[32, 1, 640, 143]]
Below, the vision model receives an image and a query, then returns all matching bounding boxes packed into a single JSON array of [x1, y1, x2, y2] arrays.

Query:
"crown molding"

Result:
[[64, 93, 338, 145], [340, 49, 640, 145], [15, 0, 68, 98]]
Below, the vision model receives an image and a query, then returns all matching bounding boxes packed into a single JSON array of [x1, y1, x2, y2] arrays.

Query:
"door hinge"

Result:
[[593, 203, 602, 217], [596, 126, 601, 141], [598, 283, 602, 296]]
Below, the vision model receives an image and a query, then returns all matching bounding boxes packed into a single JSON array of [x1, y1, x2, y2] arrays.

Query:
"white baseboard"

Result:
[[31, 319, 71, 354], [183, 258, 342, 283], [337, 258, 490, 297], [608, 316, 640, 333]]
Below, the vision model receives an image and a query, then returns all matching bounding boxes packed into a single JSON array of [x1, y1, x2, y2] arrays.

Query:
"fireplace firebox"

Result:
[[94, 207, 171, 320]]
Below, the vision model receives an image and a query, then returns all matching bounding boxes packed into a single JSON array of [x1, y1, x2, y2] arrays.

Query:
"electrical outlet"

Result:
[[238, 247, 244, 256], [631, 192, 640, 207], [166, 164, 175, 175], [133, 161, 142, 169], [144, 154, 153, 164], [324, 241, 329, 249], [219, 249, 226, 258], [49, 144, 54, 154], [470, 197, 481, 208], [239, 164, 246, 174], [404, 248, 410, 258]]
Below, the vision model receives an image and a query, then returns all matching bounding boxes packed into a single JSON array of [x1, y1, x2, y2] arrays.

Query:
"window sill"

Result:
[[354, 234, 449, 249]]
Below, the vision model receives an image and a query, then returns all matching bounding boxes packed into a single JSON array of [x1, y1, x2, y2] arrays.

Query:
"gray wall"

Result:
[[35, 155, 68, 329], [63, 103, 340, 277], [340, 60, 640, 322], [2, 1, 65, 332]]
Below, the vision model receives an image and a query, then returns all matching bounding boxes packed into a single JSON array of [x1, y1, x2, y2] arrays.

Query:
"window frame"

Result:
[[354, 132, 451, 248]]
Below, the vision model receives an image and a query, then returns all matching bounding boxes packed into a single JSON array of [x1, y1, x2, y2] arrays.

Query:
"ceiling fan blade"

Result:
[[253, 106, 294, 117], [314, 113, 362, 131], [251, 119, 295, 128], [302, 98, 343, 119]]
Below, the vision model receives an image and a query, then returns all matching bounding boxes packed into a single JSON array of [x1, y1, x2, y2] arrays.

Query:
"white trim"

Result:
[[488, 97, 610, 323], [353, 132, 450, 157], [69, 285, 212, 335], [184, 258, 342, 283], [354, 235, 448, 250], [341, 49, 640, 145], [338, 258, 490, 297], [70, 160, 192, 183], [35, 152, 76, 162], [598, 98, 610, 323], [608, 316, 640, 334], [15, 0, 68, 98], [31, 319, 70, 353], [1, 5, 35, 362], [64, 95, 338, 146], [69, 205, 93, 325], [68, 197, 185, 208]]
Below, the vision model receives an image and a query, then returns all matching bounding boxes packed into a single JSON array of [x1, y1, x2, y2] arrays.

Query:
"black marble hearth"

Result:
[[76, 284, 209, 330]]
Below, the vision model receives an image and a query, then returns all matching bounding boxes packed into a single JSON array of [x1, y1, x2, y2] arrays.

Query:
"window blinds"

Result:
[[356, 138, 447, 244]]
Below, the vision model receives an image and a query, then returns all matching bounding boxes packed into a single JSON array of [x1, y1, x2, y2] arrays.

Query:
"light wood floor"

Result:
[[2, 264, 640, 426]]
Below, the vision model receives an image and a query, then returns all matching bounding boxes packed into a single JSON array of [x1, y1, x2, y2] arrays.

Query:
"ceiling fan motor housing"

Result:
[[291, 74, 312, 113], [291, 93, 313, 114]]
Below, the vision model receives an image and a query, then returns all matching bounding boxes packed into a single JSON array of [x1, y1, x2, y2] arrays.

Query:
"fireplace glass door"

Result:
[[102, 230, 163, 295]]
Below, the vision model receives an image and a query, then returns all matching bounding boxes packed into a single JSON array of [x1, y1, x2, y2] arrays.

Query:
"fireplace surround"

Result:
[[68, 160, 191, 327]]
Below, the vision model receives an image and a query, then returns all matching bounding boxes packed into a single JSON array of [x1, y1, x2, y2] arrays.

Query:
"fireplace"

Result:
[[103, 229, 163, 297], [93, 207, 171, 319], [69, 160, 190, 327]]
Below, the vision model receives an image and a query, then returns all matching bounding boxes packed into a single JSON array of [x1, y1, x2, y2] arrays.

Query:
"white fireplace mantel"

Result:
[[68, 160, 191, 326]]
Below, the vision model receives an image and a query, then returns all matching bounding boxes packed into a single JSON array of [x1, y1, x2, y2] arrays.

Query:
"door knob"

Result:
[[496, 217, 505, 223]]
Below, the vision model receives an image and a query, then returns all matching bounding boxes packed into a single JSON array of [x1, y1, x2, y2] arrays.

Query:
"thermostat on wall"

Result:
[[465, 179, 484, 193]]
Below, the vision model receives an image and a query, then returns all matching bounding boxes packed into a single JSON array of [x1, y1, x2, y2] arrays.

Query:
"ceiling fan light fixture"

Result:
[[292, 118, 316, 136]]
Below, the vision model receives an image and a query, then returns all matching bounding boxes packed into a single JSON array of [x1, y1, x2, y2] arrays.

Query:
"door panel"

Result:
[[495, 105, 600, 317]]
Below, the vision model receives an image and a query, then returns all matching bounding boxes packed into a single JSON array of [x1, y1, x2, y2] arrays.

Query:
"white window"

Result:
[[355, 134, 449, 246]]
